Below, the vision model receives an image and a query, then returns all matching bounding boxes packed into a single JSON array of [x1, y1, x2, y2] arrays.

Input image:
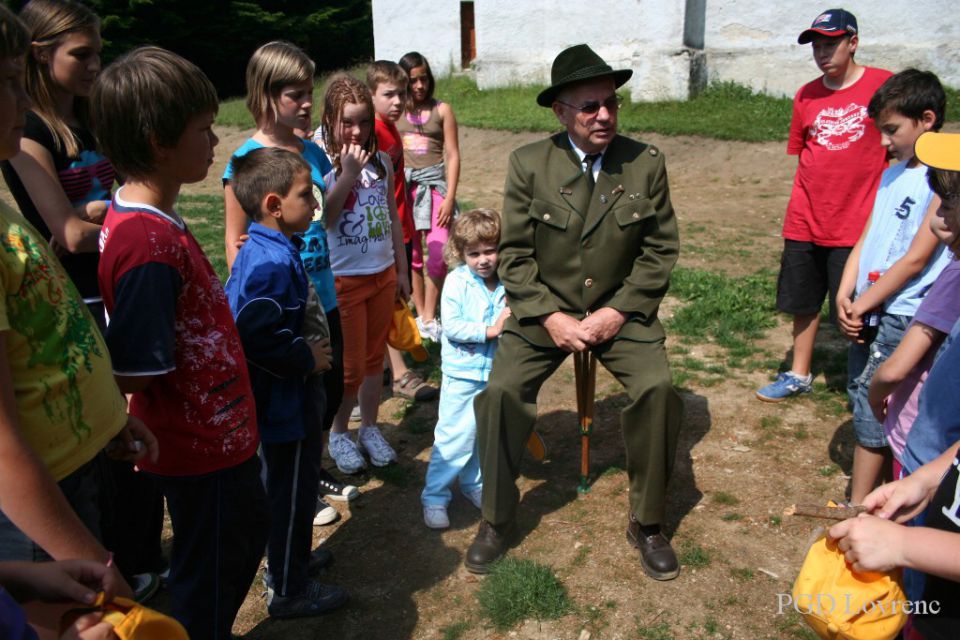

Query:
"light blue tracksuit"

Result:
[[422, 264, 506, 506]]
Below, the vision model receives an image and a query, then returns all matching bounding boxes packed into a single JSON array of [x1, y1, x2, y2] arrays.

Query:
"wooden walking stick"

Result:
[[574, 349, 598, 493]]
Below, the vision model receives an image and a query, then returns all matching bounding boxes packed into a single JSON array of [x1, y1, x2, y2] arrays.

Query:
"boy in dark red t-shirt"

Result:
[[93, 47, 268, 640], [757, 8, 891, 403], [368, 60, 438, 402]]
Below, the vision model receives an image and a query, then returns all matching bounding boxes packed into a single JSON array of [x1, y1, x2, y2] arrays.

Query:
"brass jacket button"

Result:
[[584, 278, 594, 288], [543, 213, 551, 221]]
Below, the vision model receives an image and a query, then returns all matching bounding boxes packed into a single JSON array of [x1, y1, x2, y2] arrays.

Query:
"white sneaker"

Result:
[[357, 425, 397, 467], [349, 404, 361, 422], [462, 488, 483, 510], [313, 498, 339, 526], [423, 505, 450, 529], [328, 432, 366, 474]]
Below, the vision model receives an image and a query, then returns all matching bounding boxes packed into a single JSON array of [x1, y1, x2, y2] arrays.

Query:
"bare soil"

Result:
[[180, 125, 851, 640], [0, 124, 872, 639]]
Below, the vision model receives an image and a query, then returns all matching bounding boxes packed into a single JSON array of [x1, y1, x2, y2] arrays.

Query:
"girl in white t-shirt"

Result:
[[319, 75, 410, 474]]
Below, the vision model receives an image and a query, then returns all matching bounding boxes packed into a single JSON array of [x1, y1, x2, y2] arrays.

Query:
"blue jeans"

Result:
[[422, 375, 484, 506], [848, 313, 910, 448]]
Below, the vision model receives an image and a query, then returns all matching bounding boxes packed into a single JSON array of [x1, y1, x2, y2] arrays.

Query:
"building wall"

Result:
[[372, 0, 462, 73], [372, 0, 959, 101]]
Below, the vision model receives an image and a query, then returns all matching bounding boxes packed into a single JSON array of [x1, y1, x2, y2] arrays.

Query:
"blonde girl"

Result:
[[222, 41, 358, 510], [319, 75, 410, 474], [0, 0, 112, 327], [396, 52, 461, 342]]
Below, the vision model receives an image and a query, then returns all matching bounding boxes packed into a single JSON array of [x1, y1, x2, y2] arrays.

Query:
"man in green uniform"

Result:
[[466, 44, 683, 580]]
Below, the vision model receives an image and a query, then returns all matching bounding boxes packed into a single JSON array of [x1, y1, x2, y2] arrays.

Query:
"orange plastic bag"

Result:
[[791, 532, 907, 640], [60, 594, 188, 639], [387, 301, 429, 362]]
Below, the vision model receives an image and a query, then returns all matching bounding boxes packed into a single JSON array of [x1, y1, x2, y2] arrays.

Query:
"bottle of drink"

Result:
[[858, 270, 881, 344]]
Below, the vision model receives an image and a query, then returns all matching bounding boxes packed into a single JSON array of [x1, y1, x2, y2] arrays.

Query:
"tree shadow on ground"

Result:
[[509, 387, 711, 545]]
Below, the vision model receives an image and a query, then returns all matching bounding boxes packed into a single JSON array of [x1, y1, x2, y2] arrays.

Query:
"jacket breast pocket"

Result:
[[528, 198, 571, 231], [613, 198, 656, 229]]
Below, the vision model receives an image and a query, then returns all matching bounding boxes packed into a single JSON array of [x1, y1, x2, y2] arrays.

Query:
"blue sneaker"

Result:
[[756, 371, 812, 402]]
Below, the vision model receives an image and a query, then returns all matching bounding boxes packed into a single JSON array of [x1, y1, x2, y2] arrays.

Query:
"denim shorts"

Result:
[[848, 313, 911, 448]]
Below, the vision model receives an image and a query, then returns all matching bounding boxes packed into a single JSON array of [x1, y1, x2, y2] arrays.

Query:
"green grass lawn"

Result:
[[216, 72, 960, 143]]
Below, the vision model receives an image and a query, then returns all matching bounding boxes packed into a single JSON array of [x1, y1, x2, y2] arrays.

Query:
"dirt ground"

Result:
[[174, 124, 856, 640], [0, 122, 899, 639]]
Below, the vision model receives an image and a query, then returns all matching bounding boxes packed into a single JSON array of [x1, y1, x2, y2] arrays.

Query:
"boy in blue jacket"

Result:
[[225, 147, 347, 618], [422, 209, 510, 529]]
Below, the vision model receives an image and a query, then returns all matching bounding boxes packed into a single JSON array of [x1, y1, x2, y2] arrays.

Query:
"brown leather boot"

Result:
[[464, 519, 517, 574], [626, 514, 680, 581]]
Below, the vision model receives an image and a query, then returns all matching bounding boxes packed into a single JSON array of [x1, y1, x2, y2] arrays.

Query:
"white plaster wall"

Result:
[[706, 1, 960, 96], [474, 0, 688, 102], [371, 1, 959, 101], [372, 0, 462, 73]]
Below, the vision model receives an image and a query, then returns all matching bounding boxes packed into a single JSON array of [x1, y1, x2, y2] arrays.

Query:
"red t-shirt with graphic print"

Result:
[[784, 66, 893, 247], [98, 193, 259, 476]]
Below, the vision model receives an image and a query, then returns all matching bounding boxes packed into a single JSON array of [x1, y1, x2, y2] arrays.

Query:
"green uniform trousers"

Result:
[[475, 330, 683, 527]]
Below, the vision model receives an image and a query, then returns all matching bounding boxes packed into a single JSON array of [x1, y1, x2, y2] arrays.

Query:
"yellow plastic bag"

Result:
[[61, 594, 188, 639], [791, 532, 907, 640], [387, 301, 429, 362]]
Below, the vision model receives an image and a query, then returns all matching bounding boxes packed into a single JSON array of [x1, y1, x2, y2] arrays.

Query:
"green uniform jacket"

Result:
[[498, 132, 680, 347]]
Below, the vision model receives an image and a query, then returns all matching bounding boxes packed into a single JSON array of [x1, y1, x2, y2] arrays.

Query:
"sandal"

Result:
[[392, 370, 438, 401]]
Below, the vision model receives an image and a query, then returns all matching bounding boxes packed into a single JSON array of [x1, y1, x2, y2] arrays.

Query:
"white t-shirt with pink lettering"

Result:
[[324, 153, 396, 276]]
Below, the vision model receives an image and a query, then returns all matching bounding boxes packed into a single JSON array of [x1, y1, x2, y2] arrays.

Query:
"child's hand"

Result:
[[339, 143, 370, 180], [396, 275, 411, 302], [869, 393, 888, 423], [494, 307, 512, 334], [61, 611, 117, 640], [233, 233, 249, 251], [105, 415, 159, 464], [437, 198, 455, 228], [310, 338, 333, 373], [836, 296, 862, 341], [861, 474, 932, 523], [828, 515, 907, 573]]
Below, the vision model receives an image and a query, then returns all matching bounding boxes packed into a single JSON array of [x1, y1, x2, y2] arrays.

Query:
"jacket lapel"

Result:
[[555, 137, 590, 219]]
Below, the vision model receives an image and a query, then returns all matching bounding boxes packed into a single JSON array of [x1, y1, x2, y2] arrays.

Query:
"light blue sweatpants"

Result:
[[422, 374, 484, 506]]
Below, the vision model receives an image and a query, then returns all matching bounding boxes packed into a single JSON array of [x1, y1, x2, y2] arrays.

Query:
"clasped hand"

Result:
[[541, 308, 627, 352]]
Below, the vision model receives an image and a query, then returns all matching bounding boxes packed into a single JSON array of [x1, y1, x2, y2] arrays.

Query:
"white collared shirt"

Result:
[[567, 135, 606, 183]]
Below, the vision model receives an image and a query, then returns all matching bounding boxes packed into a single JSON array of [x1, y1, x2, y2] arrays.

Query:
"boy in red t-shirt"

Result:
[[757, 8, 892, 402], [93, 47, 268, 639], [368, 60, 438, 402]]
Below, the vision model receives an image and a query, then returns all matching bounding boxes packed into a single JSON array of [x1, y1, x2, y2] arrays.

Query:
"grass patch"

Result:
[[730, 567, 754, 581], [666, 268, 777, 357], [769, 515, 782, 527], [636, 620, 674, 640], [818, 464, 840, 477], [368, 464, 413, 488], [721, 512, 743, 522], [712, 491, 740, 506], [438, 77, 793, 142], [477, 558, 572, 631], [177, 194, 227, 282], [678, 541, 711, 568], [760, 415, 783, 430], [440, 621, 471, 640]]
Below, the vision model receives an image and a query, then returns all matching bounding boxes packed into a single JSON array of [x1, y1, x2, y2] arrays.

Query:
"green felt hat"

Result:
[[536, 44, 633, 107]]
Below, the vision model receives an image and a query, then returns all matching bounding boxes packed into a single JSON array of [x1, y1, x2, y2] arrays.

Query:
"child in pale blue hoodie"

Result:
[[422, 209, 510, 529]]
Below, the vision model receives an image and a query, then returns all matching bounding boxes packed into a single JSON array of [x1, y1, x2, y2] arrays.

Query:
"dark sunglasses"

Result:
[[556, 95, 623, 115]]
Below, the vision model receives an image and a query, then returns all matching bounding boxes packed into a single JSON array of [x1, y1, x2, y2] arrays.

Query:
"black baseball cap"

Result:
[[797, 9, 858, 44]]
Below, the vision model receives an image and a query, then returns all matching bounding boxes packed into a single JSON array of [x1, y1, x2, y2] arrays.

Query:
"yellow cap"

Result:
[[915, 131, 960, 171]]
